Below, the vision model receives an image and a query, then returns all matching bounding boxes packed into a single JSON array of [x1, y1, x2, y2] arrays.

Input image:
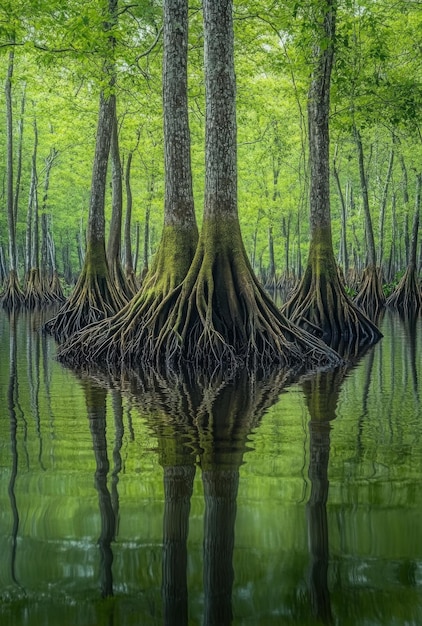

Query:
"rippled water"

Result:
[[0, 309, 421, 625]]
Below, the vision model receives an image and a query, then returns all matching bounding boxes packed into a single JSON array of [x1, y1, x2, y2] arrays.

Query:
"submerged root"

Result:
[[386, 266, 422, 312], [282, 265, 382, 350]]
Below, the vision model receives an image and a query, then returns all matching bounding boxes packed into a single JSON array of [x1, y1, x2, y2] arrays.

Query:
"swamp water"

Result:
[[0, 309, 421, 626]]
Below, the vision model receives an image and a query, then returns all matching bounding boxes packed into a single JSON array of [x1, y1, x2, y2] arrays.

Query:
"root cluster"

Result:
[[58, 243, 342, 373], [282, 265, 382, 351]]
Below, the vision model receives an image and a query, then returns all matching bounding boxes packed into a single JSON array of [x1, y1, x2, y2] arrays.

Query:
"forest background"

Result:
[[1, 0, 421, 296]]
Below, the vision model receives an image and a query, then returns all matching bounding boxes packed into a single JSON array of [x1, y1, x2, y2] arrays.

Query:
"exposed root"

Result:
[[282, 264, 382, 348], [58, 222, 342, 373], [44, 267, 127, 342], [49, 270, 66, 304], [109, 258, 136, 301], [0, 270, 24, 310], [354, 265, 385, 319], [24, 269, 44, 308], [386, 266, 422, 312]]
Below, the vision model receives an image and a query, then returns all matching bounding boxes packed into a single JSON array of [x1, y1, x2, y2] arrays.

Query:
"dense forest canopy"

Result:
[[0, 0, 421, 293]]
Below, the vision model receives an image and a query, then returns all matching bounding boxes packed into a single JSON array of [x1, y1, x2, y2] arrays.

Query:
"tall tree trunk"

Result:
[[45, 0, 127, 340], [5, 48, 16, 272], [1, 44, 24, 308], [354, 128, 376, 266], [283, 0, 380, 349], [353, 127, 385, 316], [378, 146, 394, 268], [106, 109, 133, 298], [332, 147, 349, 274], [14, 83, 26, 228], [387, 173, 422, 310], [25, 116, 43, 307], [400, 154, 410, 265], [40, 147, 58, 290]]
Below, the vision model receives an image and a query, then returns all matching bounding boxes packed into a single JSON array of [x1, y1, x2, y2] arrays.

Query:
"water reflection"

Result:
[[83, 365, 293, 625], [83, 382, 117, 599], [134, 367, 292, 626], [7, 312, 21, 591], [302, 368, 346, 624], [1, 310, 422, 625]]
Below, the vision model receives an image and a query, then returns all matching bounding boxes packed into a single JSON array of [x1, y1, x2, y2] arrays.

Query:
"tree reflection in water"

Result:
[[80, 379, 122, 602], [301, 342, 368, 625], [7, 311, 22, 591], [82, 364, 293, 625]]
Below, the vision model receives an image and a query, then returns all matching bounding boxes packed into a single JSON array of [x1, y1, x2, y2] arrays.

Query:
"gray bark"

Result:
[[203, 0, 237, 219], [307, 0, 336, 241], [106, 108, 123, 264], [354, 127, 377, 267], [163, 0, 195, 227], [5, 48, 17, 271]]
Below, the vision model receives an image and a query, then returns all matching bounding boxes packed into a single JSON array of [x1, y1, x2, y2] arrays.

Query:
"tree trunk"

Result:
[[57, 0, 199, 365], [283, 0, 381, 351], [400, 154, 410, 265], [45, 0, 127, 340], [332, 148, 349, 274], [378, 146, 394, 268], [14, 83, 26, 228], [25, 117, 43, 308], [107, 108, 133, 299], [353, 127, 385, 317], [1, 45, 24, 308], [387, 173, 422, 311]]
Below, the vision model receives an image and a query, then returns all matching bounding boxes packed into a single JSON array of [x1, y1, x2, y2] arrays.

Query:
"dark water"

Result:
[[0, 309, 421, 626]]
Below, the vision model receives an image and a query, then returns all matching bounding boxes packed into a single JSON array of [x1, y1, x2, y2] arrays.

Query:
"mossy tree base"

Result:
[[58, 219, 341, 372], [354, 265, 386, 319], [386, 266, 422, 311], [282, 251, 382, 350], [0, 270, 25, 310]]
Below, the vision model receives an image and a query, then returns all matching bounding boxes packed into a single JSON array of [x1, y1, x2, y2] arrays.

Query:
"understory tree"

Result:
[[45, 0, 127, 340], [58, 0, 341, 372], [282, 0, 381, 350], [387, 173, 422, 311]]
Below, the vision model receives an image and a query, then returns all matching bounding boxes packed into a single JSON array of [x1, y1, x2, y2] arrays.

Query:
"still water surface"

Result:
[[0, 309, 421, 626]]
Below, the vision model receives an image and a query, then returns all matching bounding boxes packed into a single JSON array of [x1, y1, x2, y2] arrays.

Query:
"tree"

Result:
[[57, 0, 198, 364], [106, 108, 134, 300], [386, 173, 422, 311], [44, 0, 128, 341], [352, 126, 386, 317], [1, 46, 24, 308], [282, 0, 381, 350], [58, 0, 341, 373]]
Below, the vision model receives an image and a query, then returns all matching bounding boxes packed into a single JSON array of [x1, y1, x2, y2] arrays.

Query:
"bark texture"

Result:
[[56, 0, 198, 361], [387, 173, 422, 311], [282, 0, 381, 351]]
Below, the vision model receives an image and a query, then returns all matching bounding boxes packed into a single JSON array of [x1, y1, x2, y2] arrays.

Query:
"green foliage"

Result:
[[0, 0, 421, 284]]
